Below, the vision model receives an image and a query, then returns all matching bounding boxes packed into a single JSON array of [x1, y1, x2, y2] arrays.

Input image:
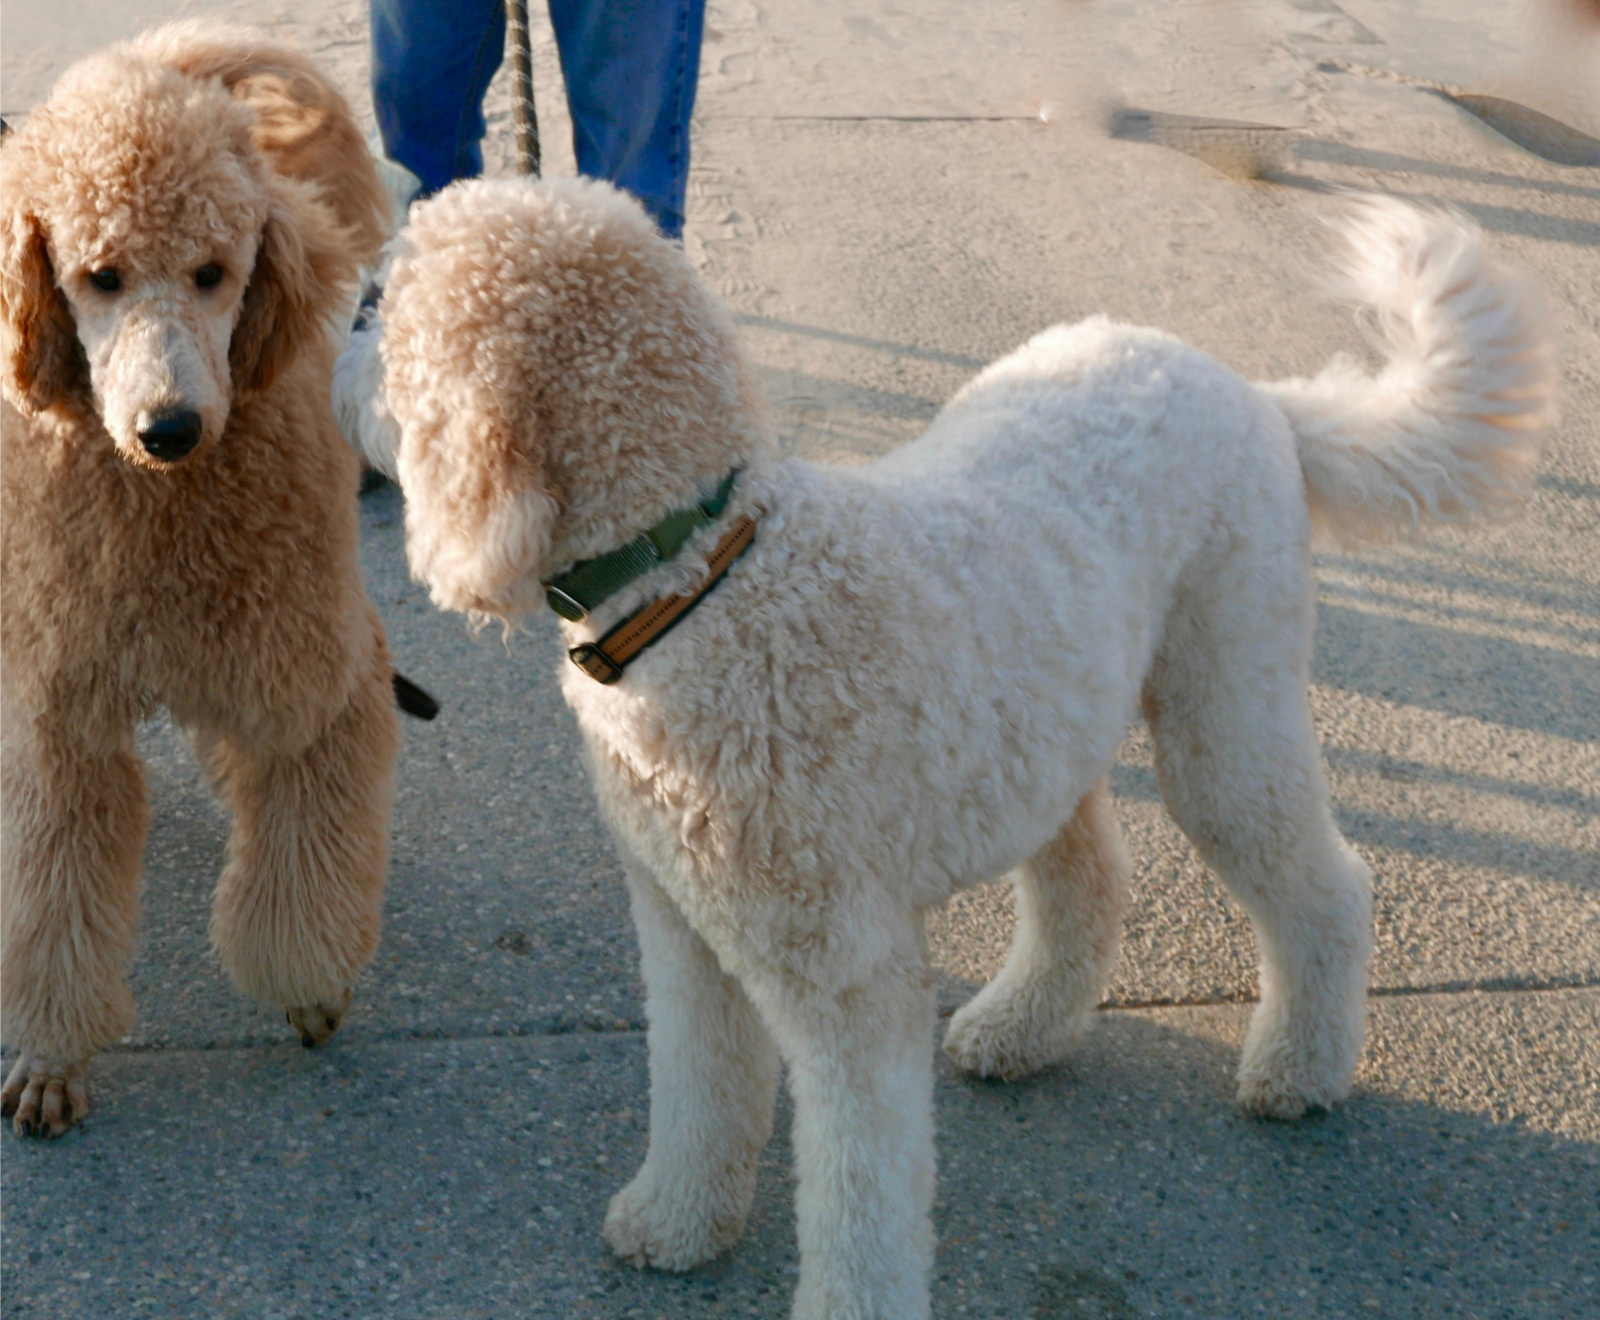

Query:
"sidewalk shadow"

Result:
[[1296, 139, 1600, 203], [736, 313, 987, 372], [1104, 750, 1599, 901], [3, 996, 1592, 1318], [1312, 601, 1598, 745], [927, 1009, 1598, 1319]]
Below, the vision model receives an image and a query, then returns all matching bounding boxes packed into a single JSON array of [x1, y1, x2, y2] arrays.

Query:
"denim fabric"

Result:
[[370, 0, 703, 238]]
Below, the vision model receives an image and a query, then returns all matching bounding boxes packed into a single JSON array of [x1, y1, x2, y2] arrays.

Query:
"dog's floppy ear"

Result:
[[398, 383, 558, 623], [0, 204, 89, 415], [229, 174, 358, 398]]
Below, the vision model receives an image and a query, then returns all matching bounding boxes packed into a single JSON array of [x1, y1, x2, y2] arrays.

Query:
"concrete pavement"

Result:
[[3, 1, 1597, 1316]]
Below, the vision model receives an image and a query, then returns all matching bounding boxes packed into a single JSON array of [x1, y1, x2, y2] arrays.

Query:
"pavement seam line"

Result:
[[73, 978, 1600, 1055]]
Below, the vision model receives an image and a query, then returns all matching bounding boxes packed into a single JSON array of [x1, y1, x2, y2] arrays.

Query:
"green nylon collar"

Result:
[[542, 469, 742, 622]]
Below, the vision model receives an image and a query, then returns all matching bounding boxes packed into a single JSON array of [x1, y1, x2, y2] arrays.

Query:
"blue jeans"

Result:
[[370, 0, 704, 238]]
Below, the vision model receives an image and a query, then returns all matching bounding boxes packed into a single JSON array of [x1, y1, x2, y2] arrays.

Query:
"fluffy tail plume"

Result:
[[1263, 197, 1555, 546]]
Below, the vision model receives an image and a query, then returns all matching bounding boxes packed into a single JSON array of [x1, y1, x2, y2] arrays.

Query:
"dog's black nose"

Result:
[[138, 410, 203, 462]]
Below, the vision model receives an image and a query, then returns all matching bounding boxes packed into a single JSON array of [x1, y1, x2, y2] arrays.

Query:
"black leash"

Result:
[[393, 671, 440, 721]]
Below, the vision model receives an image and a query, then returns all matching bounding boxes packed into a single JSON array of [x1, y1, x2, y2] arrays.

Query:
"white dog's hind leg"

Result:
[[1143, 553, 1372, 1120], [605, 865, 780, 1271], [746, 941, 938, 1320], [943, 777, 1129, 1080]]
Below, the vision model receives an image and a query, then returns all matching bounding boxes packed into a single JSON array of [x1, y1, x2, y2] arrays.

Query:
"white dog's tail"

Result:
[[1261, 198, 1555, 547]]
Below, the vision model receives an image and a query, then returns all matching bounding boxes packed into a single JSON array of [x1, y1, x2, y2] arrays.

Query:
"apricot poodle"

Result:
[[348, 178, 1552, 1319], [1, 24, 402, 1138]]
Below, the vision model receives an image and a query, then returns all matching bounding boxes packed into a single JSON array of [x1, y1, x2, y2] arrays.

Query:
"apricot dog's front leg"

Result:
[[201, 657, 397, 1038], [1, 725, 147, 1137]]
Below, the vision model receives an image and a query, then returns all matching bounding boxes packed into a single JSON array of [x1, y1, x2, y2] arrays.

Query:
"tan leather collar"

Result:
[[567, 513, 758, 684]]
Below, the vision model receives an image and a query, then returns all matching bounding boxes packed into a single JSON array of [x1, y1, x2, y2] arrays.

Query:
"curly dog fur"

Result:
[[1, 24, 399, 1138], [353, 177, 1553, 1318]]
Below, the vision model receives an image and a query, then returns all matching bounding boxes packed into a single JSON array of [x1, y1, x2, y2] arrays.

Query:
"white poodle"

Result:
[[337, 178, 1552, 1319]]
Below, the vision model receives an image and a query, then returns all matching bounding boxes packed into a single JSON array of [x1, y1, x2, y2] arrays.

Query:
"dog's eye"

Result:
[[195, 263, 224, 290], [88, 268, 121, 292]]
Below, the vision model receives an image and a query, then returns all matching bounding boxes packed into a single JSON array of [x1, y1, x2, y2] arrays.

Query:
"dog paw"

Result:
[[604, 1164, 747, 1271], [943, 984, 1091, 1081], [285, 987, 353, 1048], [2, 1052, 89, 1138], [1235, 1075, 1317, 1121], [1233, 1002, 1359, 1120], [1235, 1059, 1351, 1121]]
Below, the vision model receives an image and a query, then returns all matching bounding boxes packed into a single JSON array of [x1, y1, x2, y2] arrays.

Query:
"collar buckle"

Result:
[[569, 642, 625, 684], [545, 584, 590, 623]]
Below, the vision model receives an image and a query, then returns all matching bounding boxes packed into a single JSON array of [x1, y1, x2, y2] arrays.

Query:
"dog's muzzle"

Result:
[[138, 409, 203, 462]]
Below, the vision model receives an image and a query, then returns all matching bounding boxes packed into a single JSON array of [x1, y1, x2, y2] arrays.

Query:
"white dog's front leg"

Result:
[[753, 952, 938, 1320], [606, 865, 780, 1270]]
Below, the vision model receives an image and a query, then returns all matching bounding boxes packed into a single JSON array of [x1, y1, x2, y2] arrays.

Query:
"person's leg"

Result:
[[548, 0, 705, 237], [370, 0, 506, 195]]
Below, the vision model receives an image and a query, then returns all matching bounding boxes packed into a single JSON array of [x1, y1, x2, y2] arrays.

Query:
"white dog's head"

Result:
[[1, 46, 355, 468], [378, 176, 773, 624]]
